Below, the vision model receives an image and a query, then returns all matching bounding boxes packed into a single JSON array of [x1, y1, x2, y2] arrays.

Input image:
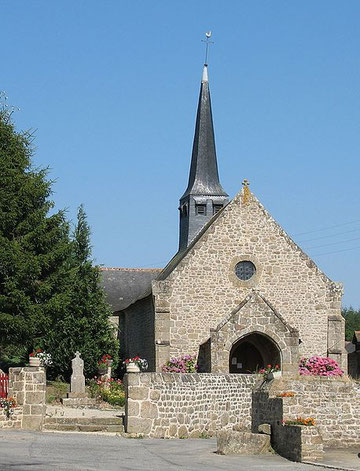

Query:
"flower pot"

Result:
[[126, 361, 140, 373], [29, 357, 41, 367], [266, 371, 281, 381]]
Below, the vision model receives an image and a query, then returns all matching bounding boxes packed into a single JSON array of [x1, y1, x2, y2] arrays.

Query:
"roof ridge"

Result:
[[100, 267, 162, 272]]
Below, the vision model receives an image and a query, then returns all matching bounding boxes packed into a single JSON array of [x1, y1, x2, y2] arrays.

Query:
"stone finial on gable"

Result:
[[242, 178, 251, 205]]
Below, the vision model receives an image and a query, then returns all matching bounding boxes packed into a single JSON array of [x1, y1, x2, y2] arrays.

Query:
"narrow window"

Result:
[[195, 204, 206, 216], [213, 204, 223, 215]]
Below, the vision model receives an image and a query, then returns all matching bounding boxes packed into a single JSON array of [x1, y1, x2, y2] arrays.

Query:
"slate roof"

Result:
[[180, 65, 228, 200], [100, 268, 161, 313]]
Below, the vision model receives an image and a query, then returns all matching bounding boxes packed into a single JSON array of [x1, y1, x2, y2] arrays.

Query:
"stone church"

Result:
[[101, 64, 346, 376]]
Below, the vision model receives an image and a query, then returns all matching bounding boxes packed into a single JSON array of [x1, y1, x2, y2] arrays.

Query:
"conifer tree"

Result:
[[0, 96, 72, 366], [45, 205, 119, 379]]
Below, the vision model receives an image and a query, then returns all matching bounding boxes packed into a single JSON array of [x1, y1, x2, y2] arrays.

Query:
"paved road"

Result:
[[0, 430, 338, 471]]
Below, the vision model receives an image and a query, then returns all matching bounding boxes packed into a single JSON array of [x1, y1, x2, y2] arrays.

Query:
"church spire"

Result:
[[180, 64, 228, 200], [179, 60, 228, 251]]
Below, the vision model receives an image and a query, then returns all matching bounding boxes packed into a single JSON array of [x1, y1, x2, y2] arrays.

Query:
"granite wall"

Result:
[[125, 372, 259, 438], [125, 372, 360, 446], [8, 367, 46, 430], [153, 190, 345, 370], [254, 376, 360, 447]]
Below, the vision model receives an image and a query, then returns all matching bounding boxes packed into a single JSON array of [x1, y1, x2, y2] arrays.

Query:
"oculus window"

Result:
[[235, 261, 256, 281]]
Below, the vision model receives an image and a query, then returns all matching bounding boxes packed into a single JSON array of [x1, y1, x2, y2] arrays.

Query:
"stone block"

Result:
[[127, 400, 139, 417], [15, 392, 24, 405], [129, 387, 149, 401], [258, 423, 271, 435], [126, 417, 152, 435], [25, 392, 45, 405], [67, 392, 87, 398], [30, 405, 45, 415], [126, 374, 140, 387], [217, 430, 270, 455], [21, 415, 43, 431], [150, 390, 160, 401]]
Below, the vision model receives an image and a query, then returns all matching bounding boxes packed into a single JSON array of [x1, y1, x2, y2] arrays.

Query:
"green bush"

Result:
[[46, 381, 70, 404]]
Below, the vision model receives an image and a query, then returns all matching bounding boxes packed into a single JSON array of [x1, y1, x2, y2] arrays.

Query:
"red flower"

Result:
[[267, 364, 272, 369], [29, 353, 35, 357], [36, 349, 42, 353]]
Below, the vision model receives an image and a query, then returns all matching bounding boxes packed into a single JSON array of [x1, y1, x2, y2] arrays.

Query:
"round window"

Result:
[[235, 261, 256, 281]]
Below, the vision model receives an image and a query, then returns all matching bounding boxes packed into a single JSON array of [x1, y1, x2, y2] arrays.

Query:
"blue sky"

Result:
[[2, 1, 360, 307]]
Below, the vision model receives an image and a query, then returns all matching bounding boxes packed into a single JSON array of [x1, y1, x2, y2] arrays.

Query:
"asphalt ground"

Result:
[[0, 430, 353, 471]]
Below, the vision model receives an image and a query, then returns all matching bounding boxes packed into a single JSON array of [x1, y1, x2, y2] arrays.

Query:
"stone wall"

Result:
[[0, 407, 23, 429], [8, 367, 46, 430], [210, 291, 299, 376], [153, 190, 345, 370], [123, 295, 155, 369], [125, 372, 259, 438], [254, 376, 360, 447]]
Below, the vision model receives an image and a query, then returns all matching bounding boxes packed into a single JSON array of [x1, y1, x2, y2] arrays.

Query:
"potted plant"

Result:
[[124, 356, 148, 373], [29, 349, 53, 368], [98, 354, 113, 375], [259, 364, 281, 381]]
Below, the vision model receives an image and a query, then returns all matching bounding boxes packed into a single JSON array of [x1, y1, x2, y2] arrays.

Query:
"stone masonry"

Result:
[[125, 372, 260, 438], [8, 367, 46, 430], [151, 190, 345, 371], [253, 375, 360, 448], [0, 406, 23, 429], [210, 291, 299, 375], [125, 372, 360, 446]]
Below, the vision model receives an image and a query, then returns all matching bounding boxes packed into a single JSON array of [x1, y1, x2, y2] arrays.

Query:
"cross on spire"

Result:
[[201, 31, 214, 65]]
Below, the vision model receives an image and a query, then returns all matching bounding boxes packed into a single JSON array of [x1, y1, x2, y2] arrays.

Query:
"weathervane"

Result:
[[201, 31, 214, 65]]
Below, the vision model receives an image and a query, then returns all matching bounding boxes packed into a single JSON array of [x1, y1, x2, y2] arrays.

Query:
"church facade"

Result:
[[102, 64, 346, 376]]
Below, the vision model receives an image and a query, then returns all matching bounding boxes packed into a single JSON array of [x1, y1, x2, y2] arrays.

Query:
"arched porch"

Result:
[[229, 332, 281, 374]]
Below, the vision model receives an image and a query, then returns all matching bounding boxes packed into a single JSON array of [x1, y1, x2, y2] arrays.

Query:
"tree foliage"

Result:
[[0, 101, 71, 365], [44, 206, 118, 380], [342, 307, 360, 341], [0, 99, 118, 378]]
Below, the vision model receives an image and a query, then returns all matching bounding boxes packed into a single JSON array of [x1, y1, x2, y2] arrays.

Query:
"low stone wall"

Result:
[[254, 376, 360, 448], [273, 424, 324, 462], [125, 373, 259, 438], [8, 367, 46, 430], [0, 407, 23, 429]]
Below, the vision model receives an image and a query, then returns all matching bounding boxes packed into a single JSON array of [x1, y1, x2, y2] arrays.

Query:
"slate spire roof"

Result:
[[181, 64, 228, 199]]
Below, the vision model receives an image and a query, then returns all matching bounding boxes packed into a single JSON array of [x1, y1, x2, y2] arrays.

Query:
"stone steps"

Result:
[[43, 415, 125, 433]]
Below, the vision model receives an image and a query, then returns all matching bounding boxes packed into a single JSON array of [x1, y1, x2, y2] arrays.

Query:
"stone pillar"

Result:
[[153, 280, 172, 371], [328, 315, 347, 372], [8, 367, 46, 431]]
